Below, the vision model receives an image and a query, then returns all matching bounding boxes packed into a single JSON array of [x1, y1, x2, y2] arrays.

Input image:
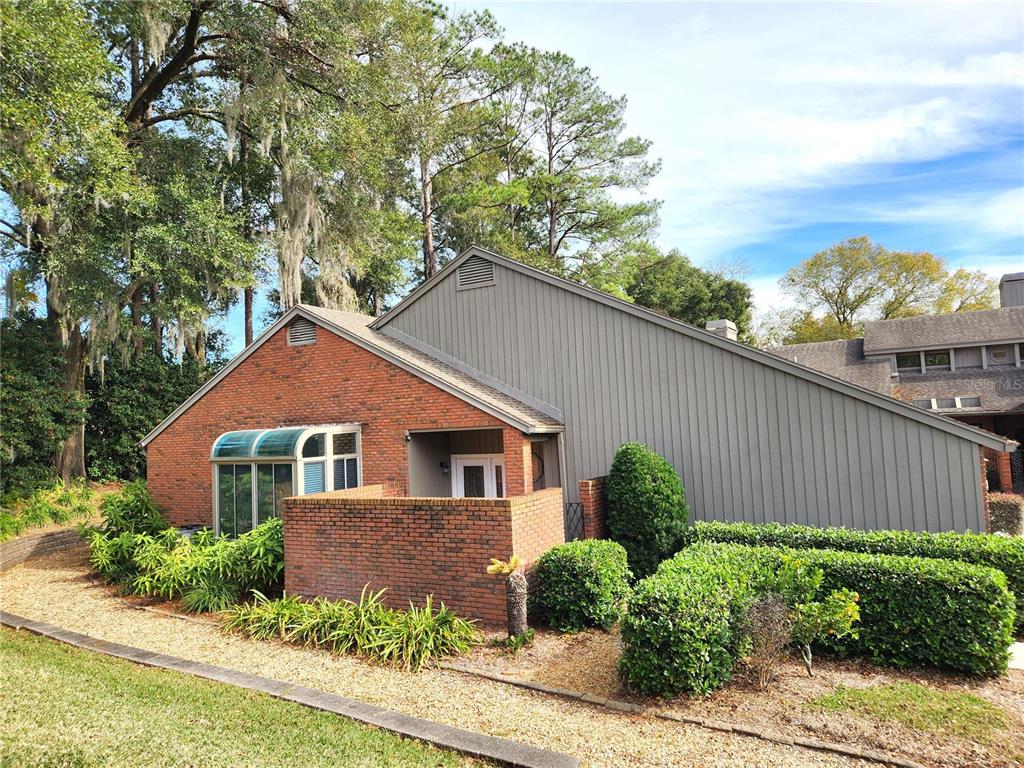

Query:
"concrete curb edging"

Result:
[[0, 611, 578, 768], [438, 662, 928, 768]]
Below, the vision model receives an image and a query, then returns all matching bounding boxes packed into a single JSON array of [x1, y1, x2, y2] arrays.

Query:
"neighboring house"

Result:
[[772, 272, 1024, 493], [143, 247, 1016, 539]]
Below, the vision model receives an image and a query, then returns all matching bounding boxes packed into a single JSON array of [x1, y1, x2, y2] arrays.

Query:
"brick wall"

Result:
[[284, 486, 565, 624], [0, 527, 84, 572], [146, 322, 518, 527], [578, 476, 608, 539]]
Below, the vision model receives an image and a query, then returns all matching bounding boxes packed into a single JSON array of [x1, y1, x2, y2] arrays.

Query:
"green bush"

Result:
[[684, 520, 1024, 633], [88, 517, 284, 612], [223, 588, 480, 671], [606, 443, 689, 577], [530, 540, 632, 632], [0, 480, 95, 542], [96, 480, 165, 536], [619, 543, 1015, 697], [690, 543, 1013, 676]]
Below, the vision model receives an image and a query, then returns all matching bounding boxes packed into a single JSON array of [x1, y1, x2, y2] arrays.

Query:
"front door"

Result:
[[452, 455, 505, 498]]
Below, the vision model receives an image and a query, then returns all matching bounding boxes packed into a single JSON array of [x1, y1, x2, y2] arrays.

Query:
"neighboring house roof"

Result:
[[767, 339, 892, 394], [139, 305, 563, 448], [372, 246, 1015, 452], [895, 369, 1024, 415], [862, 306, 1024, 354]]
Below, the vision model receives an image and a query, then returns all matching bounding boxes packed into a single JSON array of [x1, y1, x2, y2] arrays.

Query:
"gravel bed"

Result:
[[0, 550, 880, 768]]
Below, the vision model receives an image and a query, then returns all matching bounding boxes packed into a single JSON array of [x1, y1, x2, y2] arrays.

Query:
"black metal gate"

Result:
[[564, 502, 584, 541]]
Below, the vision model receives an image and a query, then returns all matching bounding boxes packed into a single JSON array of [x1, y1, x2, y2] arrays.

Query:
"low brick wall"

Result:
[[0, 527, 84, 573], [578, 476, 608, 540], [284, 486, 565, 624]]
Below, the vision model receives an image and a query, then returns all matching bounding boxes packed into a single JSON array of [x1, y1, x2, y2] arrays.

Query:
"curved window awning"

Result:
[[211, 424, 360, 461]]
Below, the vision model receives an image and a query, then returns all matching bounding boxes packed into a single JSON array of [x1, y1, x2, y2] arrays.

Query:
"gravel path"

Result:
[[0, 548, 878, 768]]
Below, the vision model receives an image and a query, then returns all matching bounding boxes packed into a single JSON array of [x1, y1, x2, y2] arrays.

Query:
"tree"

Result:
[[627, 249, 754, 340], [934, 268, 999, 314]]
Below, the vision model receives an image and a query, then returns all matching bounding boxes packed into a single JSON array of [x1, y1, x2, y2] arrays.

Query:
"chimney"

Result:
[[999, 273, 1024, 308], [705, 319, 738, 341]]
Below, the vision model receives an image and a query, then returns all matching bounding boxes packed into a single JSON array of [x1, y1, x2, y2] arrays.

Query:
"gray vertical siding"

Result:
[[384, 260, 986, 532]]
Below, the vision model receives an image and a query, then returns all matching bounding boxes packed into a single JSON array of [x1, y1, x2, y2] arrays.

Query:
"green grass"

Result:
[[0, 628, 470, 768], [808, 682, 1009, 744]]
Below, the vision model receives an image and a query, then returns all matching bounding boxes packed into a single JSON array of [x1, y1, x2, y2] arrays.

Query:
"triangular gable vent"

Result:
[[456, 256, 495, 290], [287, 317, 317, 346]]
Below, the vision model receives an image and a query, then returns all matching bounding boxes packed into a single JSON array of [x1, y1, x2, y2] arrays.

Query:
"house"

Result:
[[771, 272, 1024, 493], [143, 247, 1015, 544]]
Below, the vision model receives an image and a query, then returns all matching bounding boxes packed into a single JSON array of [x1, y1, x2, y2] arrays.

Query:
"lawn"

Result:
[[0, 628, 472, 768]]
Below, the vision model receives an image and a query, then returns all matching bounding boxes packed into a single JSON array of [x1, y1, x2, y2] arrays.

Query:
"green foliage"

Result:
[[496, 628, 535, 655], [809, 683, 1009, 744], [627, 249, 754, 341], [530, 539, 632, 632], [606, 443, 689, 578], [684, 520, 1024, 633], [87, 500, 284, 613], [0, 480, 95, 542], [0, 315, 88, 496], [96, 481, 165, 536], [223, 588, 480, 672]]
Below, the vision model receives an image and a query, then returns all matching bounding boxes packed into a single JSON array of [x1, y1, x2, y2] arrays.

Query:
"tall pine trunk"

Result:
[[420, 154, 435, 279]]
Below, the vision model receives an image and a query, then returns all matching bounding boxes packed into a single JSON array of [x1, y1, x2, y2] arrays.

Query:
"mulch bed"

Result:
[[463, 627, 1024, 768]]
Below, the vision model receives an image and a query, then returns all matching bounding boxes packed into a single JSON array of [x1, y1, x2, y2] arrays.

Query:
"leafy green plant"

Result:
[[606, 442, 688, 578], [95, 481, 165, 536], [530, 539, 632, 632], [223, 588, 480, 671], [495, 628, 535, 655], [790, 587, 859, 676], [684, 520, 1024, 633], [0, 479, 96, 542]]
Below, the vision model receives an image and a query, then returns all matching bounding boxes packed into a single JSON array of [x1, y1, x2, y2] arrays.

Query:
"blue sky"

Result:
[[236, 2, 1023, 350]]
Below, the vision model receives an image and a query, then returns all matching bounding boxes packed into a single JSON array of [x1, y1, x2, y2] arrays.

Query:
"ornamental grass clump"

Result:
[[223, 587, 480, 671], [530, 539, 632, 632]]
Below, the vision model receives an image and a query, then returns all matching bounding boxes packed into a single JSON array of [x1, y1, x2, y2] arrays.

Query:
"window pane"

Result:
[[213, 430, 262, 458], [333, 458, 346, 490], [257, 465, 275, 524], [463, 465, 485, 497], [234, 465, 253, 535], [218, 465, 236, 537], [895, 353, 920, 370], [911, 399, 933, 409], [935, 398, 957, 409], [274, 464, 293, 513], [346, 458, 358, 488], [494, 465, 504, 498], [302, 433, 325, 458], [332, 432, 357, 455], [960, 396, 981, 408], [254, 428, 305, 458], [303, 461, 325, 493], [924, 350, 949, 368], [989, 345, 1013, 365]]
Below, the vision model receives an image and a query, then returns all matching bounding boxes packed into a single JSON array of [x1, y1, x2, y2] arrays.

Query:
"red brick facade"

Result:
[[283, 485, 565, 624], [146, 322, 534, 527], [578, 476, 609, 539]]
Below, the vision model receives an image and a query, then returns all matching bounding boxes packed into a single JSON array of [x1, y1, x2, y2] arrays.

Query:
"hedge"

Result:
[[684, 520, 1024, 633], [619, 543, 1015, 696], [606, 443, 689, 578], [530, 540, 632, 632]]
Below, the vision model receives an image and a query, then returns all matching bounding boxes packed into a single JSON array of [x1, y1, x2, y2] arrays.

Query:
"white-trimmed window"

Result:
[[211, 425, 361, 536]]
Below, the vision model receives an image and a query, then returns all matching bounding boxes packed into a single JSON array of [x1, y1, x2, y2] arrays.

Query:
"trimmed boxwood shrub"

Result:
[[606, 443, 689, 578], [619, 543, 1015, 697], [684, 520, 1024, 633], [530, 540, 632, 632]]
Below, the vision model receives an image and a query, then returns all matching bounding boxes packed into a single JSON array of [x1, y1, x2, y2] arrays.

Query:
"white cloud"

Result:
[[467, 2, 1024, 264]]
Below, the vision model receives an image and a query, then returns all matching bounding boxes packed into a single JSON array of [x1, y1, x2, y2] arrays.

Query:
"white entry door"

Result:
[[452, 455, 505, 498]]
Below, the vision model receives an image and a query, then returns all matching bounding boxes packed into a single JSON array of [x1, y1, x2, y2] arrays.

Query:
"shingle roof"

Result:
[[862, 307, 1024, 354], [298, 305, 564, 433], [894, 369, 1024, 415], [767, 339, 892, 394]]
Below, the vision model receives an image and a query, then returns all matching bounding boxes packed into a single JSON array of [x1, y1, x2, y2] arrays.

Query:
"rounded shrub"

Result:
[[530, 540, 632, 632], [606, 442, 689, 578]]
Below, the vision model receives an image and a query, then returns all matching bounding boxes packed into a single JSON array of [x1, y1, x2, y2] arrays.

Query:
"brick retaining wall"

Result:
[[284, 486, 565, 624], [0, 527, 84, 572]]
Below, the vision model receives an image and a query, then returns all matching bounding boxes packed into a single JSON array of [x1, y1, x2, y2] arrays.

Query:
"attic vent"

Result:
[[456, 256, 495, 291], [287, 317, 317, 346]]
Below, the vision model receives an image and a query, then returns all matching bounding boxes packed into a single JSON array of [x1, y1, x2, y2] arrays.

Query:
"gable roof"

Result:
[[139, 305, 563, 448], [373, 246, 1015, 453], [862, 306, 1024, 354]]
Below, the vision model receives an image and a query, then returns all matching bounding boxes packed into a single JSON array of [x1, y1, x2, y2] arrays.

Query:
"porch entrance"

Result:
[[452, 455, 505, 498]]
